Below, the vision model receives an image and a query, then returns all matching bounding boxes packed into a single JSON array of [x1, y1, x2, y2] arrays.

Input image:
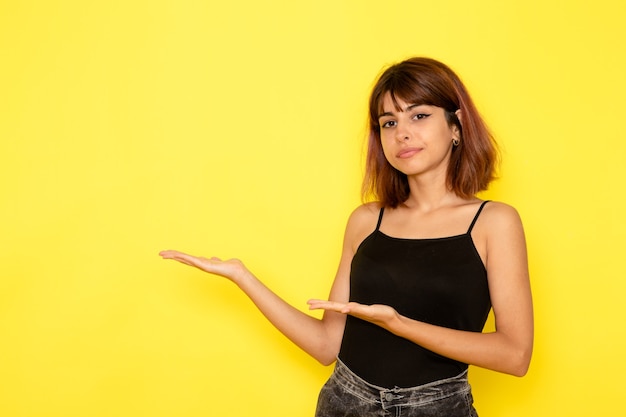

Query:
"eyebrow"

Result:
[[377, 103, 425, 119]]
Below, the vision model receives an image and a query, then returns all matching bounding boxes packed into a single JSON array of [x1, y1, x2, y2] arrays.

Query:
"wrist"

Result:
[[232, 267, 256, 288], [386, 311, 405, 336]]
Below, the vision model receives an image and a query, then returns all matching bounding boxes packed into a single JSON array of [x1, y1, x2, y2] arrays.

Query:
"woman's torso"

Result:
[[338, 201, 492, 388]]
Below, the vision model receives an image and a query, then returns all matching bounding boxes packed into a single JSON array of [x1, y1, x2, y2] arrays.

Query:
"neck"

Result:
[[403, 173, 460, 212]]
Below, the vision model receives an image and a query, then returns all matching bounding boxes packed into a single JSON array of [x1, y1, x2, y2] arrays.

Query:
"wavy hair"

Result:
[[362, 57, 499, 207]]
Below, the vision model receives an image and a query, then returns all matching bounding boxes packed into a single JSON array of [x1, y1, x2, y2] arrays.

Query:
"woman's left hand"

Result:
[[307, 299, 399, 329]]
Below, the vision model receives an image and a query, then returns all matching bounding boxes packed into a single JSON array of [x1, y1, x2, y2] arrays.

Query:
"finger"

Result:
[[307, 299, 346, 312], [307, 299, 332, 308], [339, 302, 364, 314], [159, 250, 188, 259], [159, 250, 200, 268]]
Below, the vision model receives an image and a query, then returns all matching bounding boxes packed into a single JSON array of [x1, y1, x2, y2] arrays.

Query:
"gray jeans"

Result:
[[315, 359, 478, 417]]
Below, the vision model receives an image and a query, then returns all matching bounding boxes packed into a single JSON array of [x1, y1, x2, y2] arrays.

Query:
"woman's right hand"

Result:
[[159, 250, 248, 284]]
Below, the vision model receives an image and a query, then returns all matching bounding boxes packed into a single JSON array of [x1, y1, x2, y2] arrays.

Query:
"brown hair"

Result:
[[362, 57, 499, 207]]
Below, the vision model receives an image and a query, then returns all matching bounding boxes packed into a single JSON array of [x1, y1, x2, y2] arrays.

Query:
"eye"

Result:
[[380, 120, 397, 128], [412, 113, 430, 120]]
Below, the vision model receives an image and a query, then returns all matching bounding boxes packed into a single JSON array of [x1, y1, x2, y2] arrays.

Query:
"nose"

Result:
[[395, 122, 410, 142]]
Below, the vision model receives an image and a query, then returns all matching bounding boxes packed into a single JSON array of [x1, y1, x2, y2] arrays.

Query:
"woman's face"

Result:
[[377, 92, 460, 179]]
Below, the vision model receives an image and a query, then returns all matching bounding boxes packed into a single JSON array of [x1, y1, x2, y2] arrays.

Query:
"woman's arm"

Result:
[[309, 202, 534, 376], [159, 204, 378, 365]]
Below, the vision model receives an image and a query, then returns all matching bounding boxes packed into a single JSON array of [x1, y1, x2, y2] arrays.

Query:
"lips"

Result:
[[396, 147, 422, 158]]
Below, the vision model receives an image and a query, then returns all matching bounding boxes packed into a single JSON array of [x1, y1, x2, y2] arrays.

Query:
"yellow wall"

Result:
[[1, 1, 625, 415]]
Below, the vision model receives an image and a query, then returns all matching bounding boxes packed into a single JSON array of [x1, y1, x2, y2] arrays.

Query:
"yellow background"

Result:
[[1, 1, 625, 416]]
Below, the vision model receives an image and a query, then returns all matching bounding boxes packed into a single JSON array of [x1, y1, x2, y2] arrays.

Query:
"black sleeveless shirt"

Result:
[[338, 201, 492, 388]]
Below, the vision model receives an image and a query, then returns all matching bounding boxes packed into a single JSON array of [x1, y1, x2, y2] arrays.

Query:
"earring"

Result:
[[452, 137, 460, 146]]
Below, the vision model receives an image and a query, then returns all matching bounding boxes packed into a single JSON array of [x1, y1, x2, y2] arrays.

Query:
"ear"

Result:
[[451, 114, 461, 137], [451, 125, 461, 144], [455, 109, 462, 127]]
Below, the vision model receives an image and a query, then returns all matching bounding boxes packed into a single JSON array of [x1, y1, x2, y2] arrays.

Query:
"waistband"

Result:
[[332, 358, 471, 408]]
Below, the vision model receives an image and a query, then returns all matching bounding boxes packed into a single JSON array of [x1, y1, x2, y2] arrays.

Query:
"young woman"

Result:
[[160, 57, 533, 416]]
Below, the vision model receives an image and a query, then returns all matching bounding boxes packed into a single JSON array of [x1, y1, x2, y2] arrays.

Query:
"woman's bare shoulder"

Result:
[[479, 201, 525, 238], [482, 201, 523, 223], [349, 202, 381, 220], [344, 202, 382, 252]]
